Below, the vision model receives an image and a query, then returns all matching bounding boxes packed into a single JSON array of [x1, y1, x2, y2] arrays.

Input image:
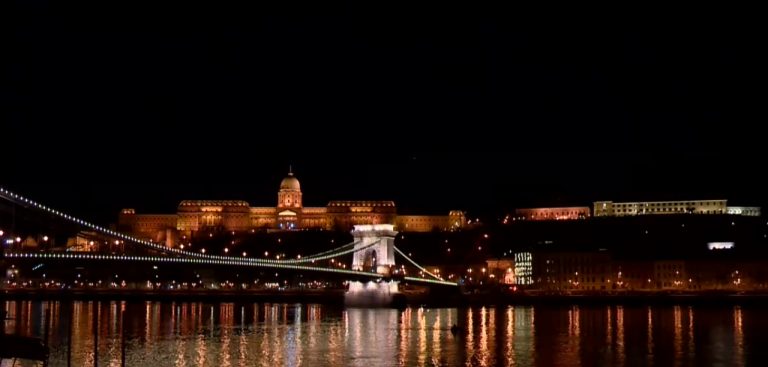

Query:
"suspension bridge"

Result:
[[0, 186, 456, 287]]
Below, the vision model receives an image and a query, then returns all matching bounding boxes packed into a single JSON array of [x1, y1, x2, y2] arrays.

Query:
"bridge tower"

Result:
[[346, 224, 401, 307], [351, 224, 397, 275]]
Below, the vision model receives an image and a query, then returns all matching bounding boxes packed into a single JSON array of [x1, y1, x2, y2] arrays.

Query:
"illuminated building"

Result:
[[514, 207, 590, 221], [118, 169, 466, 241], [513, 252, 533, 286], [394, 211, 467, 232], [594, 200, 760, 217], [726, 206, 761, 216], [486, 258, 515, 284], [708, 242, 735, 250]]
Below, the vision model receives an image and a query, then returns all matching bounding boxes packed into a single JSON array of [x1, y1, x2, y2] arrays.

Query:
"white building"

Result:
[[593, 200, 760, 217], [726, 206, 761, 216]]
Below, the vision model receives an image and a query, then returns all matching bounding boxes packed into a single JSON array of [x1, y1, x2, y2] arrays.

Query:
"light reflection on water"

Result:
[[1, 301, 763, 366]]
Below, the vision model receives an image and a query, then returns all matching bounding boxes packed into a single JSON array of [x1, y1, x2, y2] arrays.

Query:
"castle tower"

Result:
[[276, 167, 302, 229]]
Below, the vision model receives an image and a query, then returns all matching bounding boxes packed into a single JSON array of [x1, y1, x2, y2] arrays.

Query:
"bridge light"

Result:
[[242, 252, 247, 257], [15, 237, 21, 243], [0, 230, 3, 237], [224, 248, 229, 254], [201, 248, 206, 254]]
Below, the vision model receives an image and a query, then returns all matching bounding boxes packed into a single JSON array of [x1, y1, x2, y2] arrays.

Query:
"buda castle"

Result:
[[118, 170, 466, 241]]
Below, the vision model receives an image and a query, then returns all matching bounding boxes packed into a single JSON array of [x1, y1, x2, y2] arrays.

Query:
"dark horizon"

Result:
[[5, 3, 764, 224]]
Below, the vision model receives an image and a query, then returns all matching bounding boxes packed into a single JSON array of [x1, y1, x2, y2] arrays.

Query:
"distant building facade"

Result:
[[118, 170, 466, 241], [532, 251, 613, 291], [395, 211, 467, 232], [726, 206, 762, 216], [594, 200, 760, 217], [485, 258, 515, 284], [514, 207, 590, 221]]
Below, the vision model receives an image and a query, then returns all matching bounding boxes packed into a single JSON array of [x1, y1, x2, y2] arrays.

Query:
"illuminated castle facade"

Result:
[[118, 170, 466, 241]]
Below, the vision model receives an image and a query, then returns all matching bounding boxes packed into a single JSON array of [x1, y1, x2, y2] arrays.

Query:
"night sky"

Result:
[[4, 3, 764, 223]]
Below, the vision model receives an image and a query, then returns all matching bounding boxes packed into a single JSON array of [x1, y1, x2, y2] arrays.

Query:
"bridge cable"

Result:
[[393, 245, 443, 281], [0, 186, 378, 266], [0, 187, 369, 263]]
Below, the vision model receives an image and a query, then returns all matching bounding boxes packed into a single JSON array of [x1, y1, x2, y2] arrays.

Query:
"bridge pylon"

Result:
[[350, 224, 397, 275], [346, 224, 401, 307]]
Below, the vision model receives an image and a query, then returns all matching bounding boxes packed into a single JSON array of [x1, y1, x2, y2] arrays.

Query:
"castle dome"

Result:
[[280, 171, 301, 191]]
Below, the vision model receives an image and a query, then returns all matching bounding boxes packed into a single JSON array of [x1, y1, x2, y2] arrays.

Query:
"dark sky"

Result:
[[3, 3, 764, 223]]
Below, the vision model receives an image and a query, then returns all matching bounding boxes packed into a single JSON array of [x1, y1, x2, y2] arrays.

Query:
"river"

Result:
[[2, 300, 765, 366]]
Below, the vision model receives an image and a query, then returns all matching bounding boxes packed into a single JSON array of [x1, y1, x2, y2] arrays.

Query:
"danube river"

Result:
[[2, 301, 765, 366]]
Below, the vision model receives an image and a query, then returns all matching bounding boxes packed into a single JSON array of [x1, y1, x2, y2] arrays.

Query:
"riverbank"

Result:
[[1, 288, 348, 304], [5, 288, 768, 307]]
